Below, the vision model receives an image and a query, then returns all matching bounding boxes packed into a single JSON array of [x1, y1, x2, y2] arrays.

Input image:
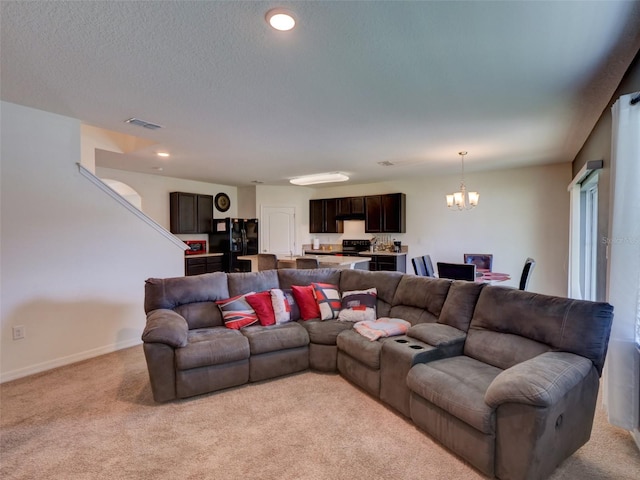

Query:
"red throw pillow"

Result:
[[291, 285, 320, 320], [245, 291, 276, 326]]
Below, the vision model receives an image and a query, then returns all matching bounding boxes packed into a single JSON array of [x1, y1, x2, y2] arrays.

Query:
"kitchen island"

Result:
[[303, 249, 407, 273], [238, 254, 371, 272]]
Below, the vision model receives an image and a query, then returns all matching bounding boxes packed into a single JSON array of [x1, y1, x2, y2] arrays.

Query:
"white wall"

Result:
[[309, 163, 572, 296], [255, 184, 314, 255], [0, 102, 184, 382], [95, 166, 238, 243]]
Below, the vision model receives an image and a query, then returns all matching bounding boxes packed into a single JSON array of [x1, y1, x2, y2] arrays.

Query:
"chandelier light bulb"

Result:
[[445, 151, 479, 210]]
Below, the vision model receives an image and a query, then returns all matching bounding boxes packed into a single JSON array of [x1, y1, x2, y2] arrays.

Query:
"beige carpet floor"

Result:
[[1, 345, 639, 480]]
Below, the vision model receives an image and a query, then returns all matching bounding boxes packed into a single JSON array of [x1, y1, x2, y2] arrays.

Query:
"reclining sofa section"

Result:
[[142, 268, 613, 480]]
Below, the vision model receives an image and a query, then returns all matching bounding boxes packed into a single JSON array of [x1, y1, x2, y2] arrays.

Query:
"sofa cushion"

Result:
[[228, 270, 280, 297], [175, 327, 250, 370], [241, 322, 309, 355], [407, 356, 502, 434], [277, 268, 341, 290], [145, 273, 229, 329], [438, 281, 485, 332], [300, 319, 354, 345], [467, 286, 614, 374], [337, 329, 385, 369], [389, 276, 452, 325], [339, 270, 403, 318]]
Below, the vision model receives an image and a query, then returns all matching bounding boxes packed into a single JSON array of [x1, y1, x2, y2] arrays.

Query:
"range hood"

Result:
[[336, 213, 366, 221]]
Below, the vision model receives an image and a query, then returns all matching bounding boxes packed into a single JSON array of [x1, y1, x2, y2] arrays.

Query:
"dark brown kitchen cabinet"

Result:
[[309, 198, 344, 234], [368, 254, 406, 273], [185, 255, 223, 276], [365, 193, 406, 233], [170, 192, 214, 234], [364, 195, 382, 232], [337, 196, 365, 216]]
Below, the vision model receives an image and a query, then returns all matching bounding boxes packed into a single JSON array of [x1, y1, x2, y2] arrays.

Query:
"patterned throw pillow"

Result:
[[312, 282, 342, 320], [270, 289, 291, 324], [216, 293, 258, 330], [338, 288, 377, 322], [282, 289, 301, 321], [245, 291, 276, 326], [291, 285, 320, 320]]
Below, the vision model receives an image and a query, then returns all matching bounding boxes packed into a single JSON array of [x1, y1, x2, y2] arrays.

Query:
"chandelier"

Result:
[[446, 151, 479, 210]]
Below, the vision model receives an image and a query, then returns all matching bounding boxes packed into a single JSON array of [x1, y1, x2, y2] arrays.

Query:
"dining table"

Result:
[[476, 269, 511, 283]]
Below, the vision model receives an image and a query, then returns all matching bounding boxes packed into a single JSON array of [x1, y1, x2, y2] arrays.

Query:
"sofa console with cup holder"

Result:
[[142, 268, 613, 480]]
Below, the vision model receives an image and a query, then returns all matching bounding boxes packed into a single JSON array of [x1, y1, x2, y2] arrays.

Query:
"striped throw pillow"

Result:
[[216, 293, 258, 330]]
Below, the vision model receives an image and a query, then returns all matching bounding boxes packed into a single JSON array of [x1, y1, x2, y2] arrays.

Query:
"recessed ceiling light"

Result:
[[266, 9, 296, 31], [290, 173, 349, 186], [157, 152, 170, 157]]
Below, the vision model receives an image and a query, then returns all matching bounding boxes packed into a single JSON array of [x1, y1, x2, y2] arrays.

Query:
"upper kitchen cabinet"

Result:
[[365, 193, 406, 233], [337, 196, 365, 219], [170, 192, 214, 234], [309, 198, 344, 234]]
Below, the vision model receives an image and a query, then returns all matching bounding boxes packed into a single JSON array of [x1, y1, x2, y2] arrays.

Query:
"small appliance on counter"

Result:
[[393, 241, 402, 253], [184, 240, 207, 255], [341, 239, 372, 256]]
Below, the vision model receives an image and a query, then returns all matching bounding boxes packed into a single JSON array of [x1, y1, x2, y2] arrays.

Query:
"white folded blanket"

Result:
[[353, 317, 411, 341]]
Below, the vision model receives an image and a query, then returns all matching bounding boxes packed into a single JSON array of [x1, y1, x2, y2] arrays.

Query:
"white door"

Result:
[[261, 206, 296, 255]]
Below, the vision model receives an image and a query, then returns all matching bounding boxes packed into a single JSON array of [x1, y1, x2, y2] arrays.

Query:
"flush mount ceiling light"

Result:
[[446, 151, 479, 210], [124, 117, 163, 130], [156, 152, 170, 157], [290, 172, 349, 186], [266, 9, 296, 31]]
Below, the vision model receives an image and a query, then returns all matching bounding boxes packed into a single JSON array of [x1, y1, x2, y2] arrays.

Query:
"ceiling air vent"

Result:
[[125, 118, 163, 130], [378, 161, 395, 167]]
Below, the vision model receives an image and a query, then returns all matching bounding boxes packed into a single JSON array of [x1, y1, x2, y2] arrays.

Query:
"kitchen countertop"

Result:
[[238, 254, 371, 271], [303, 249, 407, 257], [184, 252, 224, 259]]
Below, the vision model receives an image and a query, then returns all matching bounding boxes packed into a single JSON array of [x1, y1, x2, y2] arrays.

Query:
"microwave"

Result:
[[184, 240, 207, 255]]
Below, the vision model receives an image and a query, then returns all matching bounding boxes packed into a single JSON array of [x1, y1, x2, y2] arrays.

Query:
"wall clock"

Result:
[[215, 193, 231, 212]]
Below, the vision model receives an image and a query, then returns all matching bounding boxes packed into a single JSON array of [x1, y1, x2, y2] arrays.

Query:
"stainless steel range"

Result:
[[341, 239, 371, 256]]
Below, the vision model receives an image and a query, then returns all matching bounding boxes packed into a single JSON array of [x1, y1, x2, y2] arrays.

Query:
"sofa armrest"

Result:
[[407, 323, 466, 348], [485, 351, 593, 408], [142, 309, 189, 348]]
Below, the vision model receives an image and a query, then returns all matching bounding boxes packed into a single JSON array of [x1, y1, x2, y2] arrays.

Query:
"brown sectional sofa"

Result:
[[142, 268, 613, 480]]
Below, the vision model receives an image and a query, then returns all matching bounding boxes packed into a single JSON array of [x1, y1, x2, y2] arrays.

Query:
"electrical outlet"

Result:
[[12, 325, 26, 340]]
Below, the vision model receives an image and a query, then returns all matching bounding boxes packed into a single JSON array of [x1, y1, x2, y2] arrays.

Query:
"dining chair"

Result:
[[296, 257, 320, 269], [519, 257, 536, 290], [437, 262, 477, 281], [412, 257, 428, 276], [257, 253, 278, 271], [422, 255, 435, 277], [463, 253, 493, 271]]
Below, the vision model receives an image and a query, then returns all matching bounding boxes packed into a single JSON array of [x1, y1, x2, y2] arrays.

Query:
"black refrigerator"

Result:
[[209, 218, 258, 272]]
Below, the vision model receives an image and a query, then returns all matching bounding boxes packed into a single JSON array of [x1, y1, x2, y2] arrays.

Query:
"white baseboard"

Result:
[[0, 338, 142, 384], [632, 429, 640, 452]]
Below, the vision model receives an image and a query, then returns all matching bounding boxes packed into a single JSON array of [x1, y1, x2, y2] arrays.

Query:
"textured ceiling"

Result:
[[2, 1, 640, 187]]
